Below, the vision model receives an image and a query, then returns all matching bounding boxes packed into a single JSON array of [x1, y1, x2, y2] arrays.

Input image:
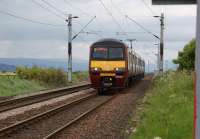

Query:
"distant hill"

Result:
[[0, 58, 88, 71], [0, 63, 16, 72], [0, 58, 177, 72], [146, 60, 177, 73]]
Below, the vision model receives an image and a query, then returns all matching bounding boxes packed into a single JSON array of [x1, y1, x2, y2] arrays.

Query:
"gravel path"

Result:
[[2, 95, 111, 139], [52, 76, 152, 139], [0, 88, 95, 129]]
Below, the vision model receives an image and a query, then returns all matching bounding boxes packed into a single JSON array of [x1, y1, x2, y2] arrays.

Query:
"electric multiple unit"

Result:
[[89, 39, 145, 94]]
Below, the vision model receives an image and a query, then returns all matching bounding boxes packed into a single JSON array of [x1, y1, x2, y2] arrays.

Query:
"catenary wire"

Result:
[[31, 0, 65, 20], [0, 9, 66, 27], [63, 0, 107, 35], [125, 15, 160, 40], [72, 16, 96, 40], [98, 0, 126, 35], [140, 0, 158, 16], [40, 0, 66, 16]]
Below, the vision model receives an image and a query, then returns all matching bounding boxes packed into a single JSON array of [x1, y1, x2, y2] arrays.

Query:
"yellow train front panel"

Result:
[[89, 60, 127, 89], [90, 60, 126, 72]]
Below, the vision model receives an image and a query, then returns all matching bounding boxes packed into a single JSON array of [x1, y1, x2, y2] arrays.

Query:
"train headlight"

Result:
[[91, 67, 101, 71], [91, 67, 101, 75], [115, 67, 125, 75], [115, 67, 125, 72]]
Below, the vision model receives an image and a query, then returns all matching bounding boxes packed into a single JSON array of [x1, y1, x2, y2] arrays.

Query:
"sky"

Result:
[[0, 0, 197, 66]]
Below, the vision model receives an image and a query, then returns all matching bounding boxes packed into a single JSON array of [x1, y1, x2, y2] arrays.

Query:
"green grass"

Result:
[[130, 71, 193, 139], [0, 71, 89, 97], [72, 71, 89, 82], [0, 76, 46, 96]]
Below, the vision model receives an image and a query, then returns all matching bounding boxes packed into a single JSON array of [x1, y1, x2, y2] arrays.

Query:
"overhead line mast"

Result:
[[154, 13, 164, 73], [66, 15, 96, 82], [66, 14, 78, 82]]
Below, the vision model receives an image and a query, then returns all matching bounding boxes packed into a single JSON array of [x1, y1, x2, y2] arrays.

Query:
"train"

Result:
[[89, 38, 145, 95]]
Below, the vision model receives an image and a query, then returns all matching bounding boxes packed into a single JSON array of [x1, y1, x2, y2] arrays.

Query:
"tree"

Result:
[[173, 39, 196, 70]]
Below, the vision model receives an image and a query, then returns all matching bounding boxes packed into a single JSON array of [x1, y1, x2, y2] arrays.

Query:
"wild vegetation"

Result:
[[130, 71, 193, 139], [173, 39, 195, 70], [130, 39, 195, 138], [16, 66, 67, 87]]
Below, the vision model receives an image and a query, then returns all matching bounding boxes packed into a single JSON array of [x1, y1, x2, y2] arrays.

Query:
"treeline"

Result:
[[16, 66, 67, 86], [173, 39, 195, 70]]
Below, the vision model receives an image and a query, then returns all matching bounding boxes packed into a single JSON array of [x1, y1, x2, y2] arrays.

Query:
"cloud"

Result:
[[0, 0, 197, 64]]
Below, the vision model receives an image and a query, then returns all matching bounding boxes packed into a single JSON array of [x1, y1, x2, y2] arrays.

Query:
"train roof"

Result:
[[128, 48, 145, 62], [90, 38, 145, 62], [91, 38, 126, 47], [95, 38, 123, 43]]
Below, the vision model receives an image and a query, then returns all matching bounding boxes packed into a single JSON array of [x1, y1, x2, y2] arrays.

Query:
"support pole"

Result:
[[196, 0, 200, 138], [127, 39, 136, 54], [154, 43, 160, 73], [127, 39, 136, 75], [160, 13, 164, 73], [157, 44, 160, 72], [67, 14, 72, 82]]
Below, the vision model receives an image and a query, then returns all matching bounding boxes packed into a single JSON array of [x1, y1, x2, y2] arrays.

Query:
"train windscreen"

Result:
[[92, 47, 124, 60]]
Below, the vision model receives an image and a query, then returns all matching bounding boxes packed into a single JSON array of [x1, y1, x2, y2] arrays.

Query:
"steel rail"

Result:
[[43, 95, 116, 139], [0, 93, 95, 137], [0, 83, 91, 113]]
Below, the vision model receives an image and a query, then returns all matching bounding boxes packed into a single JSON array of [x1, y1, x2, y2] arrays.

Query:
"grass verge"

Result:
[[0, 71, 89, 97], [0, 76, 46, 96], [129, 71, 193, 139]]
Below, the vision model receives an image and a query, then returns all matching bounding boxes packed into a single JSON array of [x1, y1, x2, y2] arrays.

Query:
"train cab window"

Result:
[[92, 47, 108, 59], [91, 46, 124, 60], [108, 47, 124, 59]]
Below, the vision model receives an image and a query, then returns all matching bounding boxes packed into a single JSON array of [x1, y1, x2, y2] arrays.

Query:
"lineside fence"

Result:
[[0, 73, 17, 78]]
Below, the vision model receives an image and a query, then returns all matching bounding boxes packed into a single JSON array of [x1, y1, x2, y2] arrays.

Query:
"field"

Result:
[[130, 71, 194, 139]]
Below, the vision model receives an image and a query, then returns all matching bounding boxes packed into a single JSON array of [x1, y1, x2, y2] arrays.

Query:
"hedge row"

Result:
[[16, 66, 67, 86]]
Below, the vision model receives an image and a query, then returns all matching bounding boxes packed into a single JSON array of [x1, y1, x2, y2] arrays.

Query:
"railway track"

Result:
[[0, 83, 91, 113], [0, 93, 116, 139]]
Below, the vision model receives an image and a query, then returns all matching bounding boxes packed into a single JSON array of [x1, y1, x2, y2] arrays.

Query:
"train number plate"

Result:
[[103, 83, 112, 86], [100, 73, 115, 76]]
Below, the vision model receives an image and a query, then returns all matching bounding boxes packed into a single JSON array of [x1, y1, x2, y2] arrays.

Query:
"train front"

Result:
[[89, 39, 128, 94]]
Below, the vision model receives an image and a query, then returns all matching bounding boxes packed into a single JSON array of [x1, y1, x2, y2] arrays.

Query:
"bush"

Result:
[[16, 66, 67, 87], [173, 39, 195, 70]]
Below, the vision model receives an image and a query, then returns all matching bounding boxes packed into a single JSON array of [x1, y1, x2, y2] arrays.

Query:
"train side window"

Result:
[[129, 53, 131, 65]]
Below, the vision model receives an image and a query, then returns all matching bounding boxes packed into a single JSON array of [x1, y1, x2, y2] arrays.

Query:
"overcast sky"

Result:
[[0, 0, 197, 65]]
